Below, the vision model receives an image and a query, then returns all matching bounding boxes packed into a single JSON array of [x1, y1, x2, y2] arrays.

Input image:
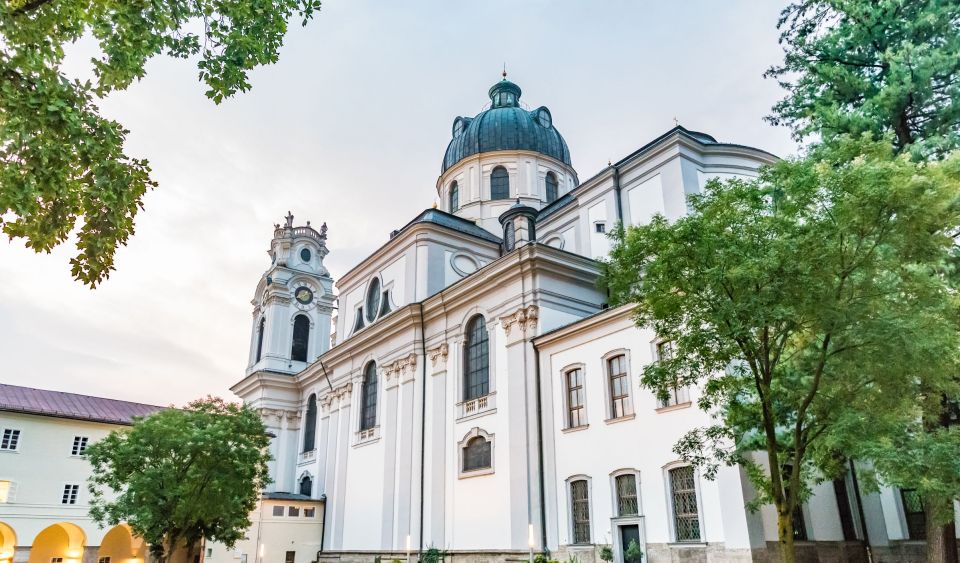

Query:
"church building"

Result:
[[214, 76, 940, 563]]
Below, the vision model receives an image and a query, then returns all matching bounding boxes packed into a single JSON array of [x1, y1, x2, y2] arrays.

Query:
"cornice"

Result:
[[533, 304, 635, 348]]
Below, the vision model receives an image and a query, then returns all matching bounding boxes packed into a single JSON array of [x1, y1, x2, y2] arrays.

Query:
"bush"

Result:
[[624, 540, 643, 563], [599, 546, 613, 563]]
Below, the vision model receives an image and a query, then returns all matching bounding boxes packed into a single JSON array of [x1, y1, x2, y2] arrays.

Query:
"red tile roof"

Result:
[[0, 384, 166, 425]]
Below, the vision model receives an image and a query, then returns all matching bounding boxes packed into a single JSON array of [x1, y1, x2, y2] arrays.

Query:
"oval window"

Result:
[[365, 278, 381, 323], [300, 248, 311, 262]]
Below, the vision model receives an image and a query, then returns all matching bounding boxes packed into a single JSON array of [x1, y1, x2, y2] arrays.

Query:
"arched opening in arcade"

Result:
[[97, 524, 145, 563], [28, 523, 86, 563], [0, 522, 16, 563]]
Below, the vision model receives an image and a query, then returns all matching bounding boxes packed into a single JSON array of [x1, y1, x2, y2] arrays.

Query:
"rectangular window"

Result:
[[52, 558, 64, 563], [669, 466, 701, 542], [1, 429, 21, 451], [901, 488, 926, 540], [272, 505, 284, 517], [595, 223, 606, 233], [72, 436, 89, 456], [61, 484, 79, 505], [304, 507, 316, 518], [285, 551, 295, 563], [0, 480, 11, 503], [99, 557, 112, 563], [615, 474, 639, 517], [287, 506, 300, 517], [607, 355, 630, 419], [566, 368, 585, 428], [205, 548, 213, 559], [656, 341, 689, 408], [570, 480, 591, 544]]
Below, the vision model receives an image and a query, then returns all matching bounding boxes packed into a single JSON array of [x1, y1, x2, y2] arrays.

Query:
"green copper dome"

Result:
[[442, 78, 572, 173]]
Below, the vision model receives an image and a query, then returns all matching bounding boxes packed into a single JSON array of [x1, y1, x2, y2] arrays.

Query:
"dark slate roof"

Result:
[[0, 384, 165, 425], [399, 208, 502, 244], [263, 491, 324, 503], [442, 79, 571, 172]]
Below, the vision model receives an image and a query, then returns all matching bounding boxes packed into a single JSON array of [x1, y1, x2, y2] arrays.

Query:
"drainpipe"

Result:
[[611, 164, 624, 226], [317, 494, 328, 558], [418, 303, 428, 560], [533, 344, 548, 551]]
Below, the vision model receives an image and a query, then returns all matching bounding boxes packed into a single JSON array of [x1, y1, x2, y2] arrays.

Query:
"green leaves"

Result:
[[601, 137, 960, 537], [0, 0, 322, 286], [85, 397, 272, 560]]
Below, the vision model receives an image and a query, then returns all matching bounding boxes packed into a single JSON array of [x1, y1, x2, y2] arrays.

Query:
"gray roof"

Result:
[[442, 79, 571, 173], [399, 208, 502, 244], [0, 383, 165, 425], [263, 491, 324, 503]]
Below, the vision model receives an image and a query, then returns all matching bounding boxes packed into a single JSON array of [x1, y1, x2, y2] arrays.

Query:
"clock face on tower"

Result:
[[295, 287, 313, 305]]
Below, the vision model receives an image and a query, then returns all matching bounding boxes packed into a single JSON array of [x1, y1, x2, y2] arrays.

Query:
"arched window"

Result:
[[255, 317, 266, 362], [545, 172, 558, 203], [291, 315, 310, 362], [463, 436, 491, 472], [450, 181, 459, 212], [490, 166, 510, 200], [360, 362, 378, 431], [299, 475, 313, 497], [464, 315, 490, 400], [303, 394, 317, 452]]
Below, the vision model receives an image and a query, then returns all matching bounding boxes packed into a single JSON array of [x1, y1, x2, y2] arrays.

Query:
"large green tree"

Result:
[[767, 0, 960, 158], [0, 0, 321, 286], [86, 397, 271, 563], [602, 139, 960, 563]]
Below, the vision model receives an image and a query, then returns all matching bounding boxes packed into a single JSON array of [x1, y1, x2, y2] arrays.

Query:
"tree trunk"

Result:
[[926, 499, 958, 563], [777, 508, 798, 563]]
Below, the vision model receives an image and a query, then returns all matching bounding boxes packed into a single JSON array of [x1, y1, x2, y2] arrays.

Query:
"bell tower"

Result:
[[247, 212, 335, 375]]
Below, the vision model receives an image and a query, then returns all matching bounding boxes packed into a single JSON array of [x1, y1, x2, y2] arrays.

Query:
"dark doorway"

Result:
[[619, 524, 641, 563]]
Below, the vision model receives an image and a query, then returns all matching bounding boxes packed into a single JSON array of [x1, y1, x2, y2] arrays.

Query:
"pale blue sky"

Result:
[[0, 0, 797, 406]]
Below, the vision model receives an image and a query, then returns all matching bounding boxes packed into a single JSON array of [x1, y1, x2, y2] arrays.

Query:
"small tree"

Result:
[[86, 397, 271, 563], [623, 540, 642, 563], [602, 139, 960, 563]]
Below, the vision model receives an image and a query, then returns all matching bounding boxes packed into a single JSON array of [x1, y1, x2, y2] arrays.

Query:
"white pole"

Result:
[[528, 524, 535, 563]]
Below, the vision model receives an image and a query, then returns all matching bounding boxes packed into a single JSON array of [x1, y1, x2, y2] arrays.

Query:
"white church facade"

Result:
[[215, 77, 944, 563]]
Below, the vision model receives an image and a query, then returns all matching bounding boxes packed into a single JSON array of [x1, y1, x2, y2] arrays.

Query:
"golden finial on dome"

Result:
[[432, 201, 438, 209]]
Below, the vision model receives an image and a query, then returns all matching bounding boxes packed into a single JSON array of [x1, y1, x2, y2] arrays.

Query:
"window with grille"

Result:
[[464, 315, 490, 400], [299, 476, 312, 497], [669, 466, 700, 542], [52, 558, 63, 563], [360, 361, 378, 431], [285, 551, 295, 563], [566, 368, 585, 428], [1, 429, 20, 451], [71, 436, 89, 456], [450, 182, 459, 211], [291, 315, 310, 362], [900, 488, 926, 540], [61, 484, 79, 505], [570, 480, 591, 544], [491, 167, 510, 200], [656, 341, 689, 408], [302, 394, 317, 452], [462, 436, 491, 472], [99, 557, 111, 563], [304, 507, 316, 518], [545, 172, 558, 203], [607, 355, 630, 419], [272, 505, 284, 517], [288, 506, 300, 517], [616, 474, 639, 516]]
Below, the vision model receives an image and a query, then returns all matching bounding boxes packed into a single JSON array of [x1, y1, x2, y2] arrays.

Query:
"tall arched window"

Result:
[[299, 474, 313, 497], [291, 315, 310, 362], [303, 394, 317, 452], [490, 166, 510, 200], [450, 181, 459, 212], [255, 317, 266, 362], [464, 315, 490, 400], [545, 172, 558, 203], [360, 362, 378, 430]]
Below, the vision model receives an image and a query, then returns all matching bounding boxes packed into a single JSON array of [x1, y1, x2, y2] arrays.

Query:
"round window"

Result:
[[300, 248, 312, 262], [365, 278, 381, 323]]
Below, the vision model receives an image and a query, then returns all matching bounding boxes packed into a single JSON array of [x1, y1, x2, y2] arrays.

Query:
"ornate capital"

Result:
[[383, 352, 418, 383], [428, 343, 449, 372], [500, 305, 539, 341], [258, 408, 284, 426]]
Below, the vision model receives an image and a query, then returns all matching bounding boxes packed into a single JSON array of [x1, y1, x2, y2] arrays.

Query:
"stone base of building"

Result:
[[759, 541, 868, 563], [317, 550, 534, 563]]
